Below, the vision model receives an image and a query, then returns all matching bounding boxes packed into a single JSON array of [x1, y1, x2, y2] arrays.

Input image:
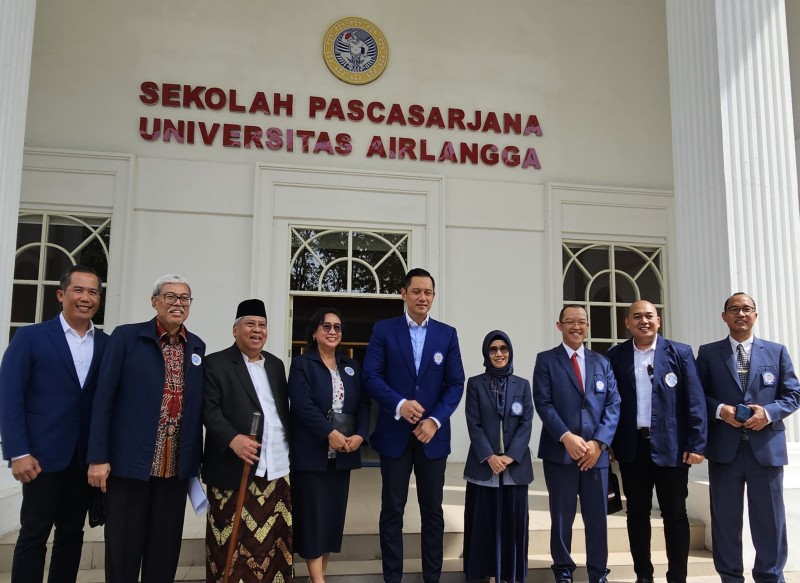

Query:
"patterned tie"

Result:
[[571, 352, 584, 394], [736, 343, 749, 393]]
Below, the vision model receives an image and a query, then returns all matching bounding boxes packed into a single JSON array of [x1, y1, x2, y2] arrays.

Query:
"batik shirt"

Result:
[[150, 320, 187, 478]]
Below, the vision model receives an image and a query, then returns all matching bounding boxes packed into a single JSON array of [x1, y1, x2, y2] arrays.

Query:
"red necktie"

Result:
[[571, 352, 584, 394]]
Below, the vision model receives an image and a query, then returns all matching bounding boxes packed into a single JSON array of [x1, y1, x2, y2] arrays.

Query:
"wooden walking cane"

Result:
[[223, 411, 262, 583]]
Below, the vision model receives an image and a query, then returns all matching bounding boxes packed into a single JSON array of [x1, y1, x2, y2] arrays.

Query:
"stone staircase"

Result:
[[0, 463, 715, 582]]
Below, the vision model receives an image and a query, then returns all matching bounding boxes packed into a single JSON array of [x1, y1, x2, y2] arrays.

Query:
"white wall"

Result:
[[2, 0, 677, 513], [24, 0, 673, 188]]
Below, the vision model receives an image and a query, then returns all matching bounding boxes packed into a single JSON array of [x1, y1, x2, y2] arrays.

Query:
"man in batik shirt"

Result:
[[88, 274, 206, 583]]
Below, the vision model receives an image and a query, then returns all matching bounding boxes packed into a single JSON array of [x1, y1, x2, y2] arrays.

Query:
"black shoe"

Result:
[[635, 578, 655, 583]]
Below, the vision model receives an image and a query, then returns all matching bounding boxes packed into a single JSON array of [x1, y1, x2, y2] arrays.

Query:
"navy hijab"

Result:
[[482, 330, 513, 413]]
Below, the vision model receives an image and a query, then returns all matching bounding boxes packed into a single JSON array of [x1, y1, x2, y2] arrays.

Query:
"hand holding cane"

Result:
[[223, 411, 262, 583]]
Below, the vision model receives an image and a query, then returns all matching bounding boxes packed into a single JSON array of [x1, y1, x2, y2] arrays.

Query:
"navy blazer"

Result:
[[533, 345, 620, 467], [0, 316, 108, 471], [363, 315, 465, 459], [608, 335, 707, 466], [287, 350, 370, 472], [202, 343, 289, 489], [697, 337, 800, 466], [87, 318, 206, 481], [463, 373, 534, 484]]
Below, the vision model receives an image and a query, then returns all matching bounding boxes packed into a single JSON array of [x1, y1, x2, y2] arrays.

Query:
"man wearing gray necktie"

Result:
[[697, 292, 800, 583]]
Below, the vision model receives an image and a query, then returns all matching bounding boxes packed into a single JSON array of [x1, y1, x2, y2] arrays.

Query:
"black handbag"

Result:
[[327, 410, 356, 437], [88, 488, 105, 528], [607, 470, 623, 515]]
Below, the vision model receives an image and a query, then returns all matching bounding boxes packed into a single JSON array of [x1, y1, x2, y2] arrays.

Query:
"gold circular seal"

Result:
[[323, 17, 389, 85]]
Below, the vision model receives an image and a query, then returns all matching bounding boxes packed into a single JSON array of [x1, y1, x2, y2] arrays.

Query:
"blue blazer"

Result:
[[608, 335, 707, 466], [463, 373, 534, 484], [87, 318, 206, 481], [287, 350, 370, 472], [363, 316, 465, 459], [533, 345, 620, 467], [0, 316, 108, 471], [697, 337, 800, 466]]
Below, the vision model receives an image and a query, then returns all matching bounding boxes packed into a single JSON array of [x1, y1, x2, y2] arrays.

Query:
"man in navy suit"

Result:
[[533, 305, 620, 583], [87, 274, 205, 583], [0, 265, 108, 583], [696, 293, 800, 583], [608, 300, 706, 583], [363, 268, 465, 583]]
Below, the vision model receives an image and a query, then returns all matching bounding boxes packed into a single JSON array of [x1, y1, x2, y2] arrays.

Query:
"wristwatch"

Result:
[[594, 440, 608, 451]]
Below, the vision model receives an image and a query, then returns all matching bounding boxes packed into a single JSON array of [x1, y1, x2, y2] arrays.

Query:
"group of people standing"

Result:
[[0, 264, 798, 583]]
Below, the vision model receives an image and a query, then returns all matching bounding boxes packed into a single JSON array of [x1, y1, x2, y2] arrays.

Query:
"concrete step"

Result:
[[0, 463, 715, 581], [0, 510, 707, 572], [2, 550, 716, 583]]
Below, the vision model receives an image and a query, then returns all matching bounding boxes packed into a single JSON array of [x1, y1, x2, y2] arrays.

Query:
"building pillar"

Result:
[[0, 0, 36, 532], [668, 0, 800, 440], [0, 0, 36, 356], [667, 0, 800, 568]]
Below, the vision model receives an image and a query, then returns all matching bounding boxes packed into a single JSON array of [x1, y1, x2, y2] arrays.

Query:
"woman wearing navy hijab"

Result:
[[463, 330, 534, 582]]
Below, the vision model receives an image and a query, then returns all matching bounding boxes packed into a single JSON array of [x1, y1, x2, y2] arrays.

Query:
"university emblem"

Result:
[[323, 17, 389, 85]]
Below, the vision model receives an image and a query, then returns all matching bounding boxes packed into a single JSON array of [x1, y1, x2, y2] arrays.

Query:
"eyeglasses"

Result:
[[489, 345, 509, 355], [726, 306, 755, 315], [161, 293, 193, 305], [561, 320, 588, 326], [320, 323, 342, 333]]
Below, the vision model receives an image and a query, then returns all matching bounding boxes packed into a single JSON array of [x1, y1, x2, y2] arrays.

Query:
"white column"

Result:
[[668, 0, 800, 442], [0, 0, 36, 355], [668, 0, 800, 568], [0, 0, 36, 530]]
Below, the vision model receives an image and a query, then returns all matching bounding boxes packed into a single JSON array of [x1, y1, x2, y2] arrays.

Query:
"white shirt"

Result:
[[242, 353, 290, 480], [60, 312, 95, 388], [633, 336, 657, 429], [394, 314, 440, 428], [715, 335, 769, 421], [562, 342, 586, 386], [559, 343, 586, 442]]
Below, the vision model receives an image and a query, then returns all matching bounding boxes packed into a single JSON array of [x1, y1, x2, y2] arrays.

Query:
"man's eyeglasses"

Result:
[[161, 293, 193, 306], [320, 323, 342, 333], [489, 345, 509, 355], [726, 306, 755, 315]]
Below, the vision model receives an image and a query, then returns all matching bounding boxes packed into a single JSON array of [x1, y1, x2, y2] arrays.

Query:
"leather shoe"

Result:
[[635, 578, 655, 583]]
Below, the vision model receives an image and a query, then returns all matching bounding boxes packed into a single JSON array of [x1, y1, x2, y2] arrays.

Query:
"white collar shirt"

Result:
[[242, 353, 290, 480], [633, 336, 657, 429], [729, 335, 754, 360], [59, 312, 95, 388], [562, 343, 586, 386]]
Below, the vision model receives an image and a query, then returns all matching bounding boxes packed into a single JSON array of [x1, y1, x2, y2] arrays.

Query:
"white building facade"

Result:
[[1, 0, 800, 564]]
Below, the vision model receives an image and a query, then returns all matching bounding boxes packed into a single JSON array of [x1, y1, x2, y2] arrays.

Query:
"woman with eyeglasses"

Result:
[[463, 330, 534, 583], [287, 307, 370, 582]]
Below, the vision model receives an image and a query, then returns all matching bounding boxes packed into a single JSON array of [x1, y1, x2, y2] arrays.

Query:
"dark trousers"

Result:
[[709, 441, 787, 583], [12, 454, 92, 583], [103, 475, 188, 583], [379, 436, 447, 583], [543, 461, 609, 583], [618, 435, 690, 583]]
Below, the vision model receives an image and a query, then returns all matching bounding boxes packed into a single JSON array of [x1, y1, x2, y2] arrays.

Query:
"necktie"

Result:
[[736, 344, 749, 392], [571, 352, 584, 394]]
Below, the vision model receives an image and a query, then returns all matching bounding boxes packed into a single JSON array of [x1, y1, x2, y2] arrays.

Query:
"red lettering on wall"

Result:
[[139, 82, 159, 105]]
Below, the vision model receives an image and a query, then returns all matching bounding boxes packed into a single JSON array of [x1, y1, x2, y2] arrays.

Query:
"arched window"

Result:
[[11, 212, 111, 339], [562, 241, 666, 354], [290, 227, 409, 295]]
